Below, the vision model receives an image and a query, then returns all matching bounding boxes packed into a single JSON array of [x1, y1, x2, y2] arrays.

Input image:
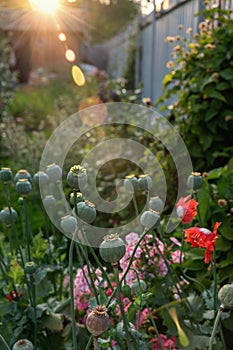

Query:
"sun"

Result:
[[29, 0, 60, 14]]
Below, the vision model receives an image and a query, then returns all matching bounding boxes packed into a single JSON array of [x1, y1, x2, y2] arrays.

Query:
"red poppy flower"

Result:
[[184, 222, 221, 263], [176, 195, 198, 224]]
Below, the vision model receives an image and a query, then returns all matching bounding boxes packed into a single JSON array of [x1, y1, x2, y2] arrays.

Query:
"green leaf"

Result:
[[162, 73, 174, 87], [207, 90, 226, 102], [219, 220, 233, 241], [220, 68, 233, 80], [196, 187, 211, 226], [206, 167, 225, 180], [216, 82, 230, 91], [204, 109, 218, 122], [216, 236, 232, 252], [0, 335, 10, 350]]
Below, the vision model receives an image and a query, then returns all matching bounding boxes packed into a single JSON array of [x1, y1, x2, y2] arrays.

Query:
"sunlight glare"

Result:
[[29, 0, 60, 14], [65, 49, 76, 62]]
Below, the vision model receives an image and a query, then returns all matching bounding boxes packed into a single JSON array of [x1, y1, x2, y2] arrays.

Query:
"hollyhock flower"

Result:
[[176, 195, 198, 223], [184, 222, 221, 263]]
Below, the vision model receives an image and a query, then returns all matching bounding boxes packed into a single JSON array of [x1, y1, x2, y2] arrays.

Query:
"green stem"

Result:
[[113, 263, 134, 350], [193, 191, 202, 227], [69, 238, 77, 350], [0, 334, 10, 350], [106, 228, 148, 307], [31, 275, 37, 350], [23, 197, 31, 261], [209, 305, 224, 350], [213, 247, 217, 314], [85, 335, 93, 350], [146, 302, 165, 350]]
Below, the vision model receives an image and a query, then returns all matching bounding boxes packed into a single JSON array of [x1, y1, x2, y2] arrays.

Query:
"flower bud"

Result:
[[187, 172, 203, 190], [0, 167, 13, 182], [0, 207, 18, 225], [140, 209, 160, 229], [138, 174, 153, 191], [148, 196, 164, 213], [70, 191, 83, 205], [99, 233, 126, 264], [61, 215, 77, 234], [124, 175, 139, 193], [86, 305, 110, 337], [14, 169, 32, 183], [67, 165, 88, 190], [24, 261, 36, 275], [132, 280, 147, 295], [16, 179, 32, 195], [218, 284, 233, 309], [33, 171, 49, 187], [75, 200, 96, 224], [46, 163, 62, 182], [12, 339, 34, 350]]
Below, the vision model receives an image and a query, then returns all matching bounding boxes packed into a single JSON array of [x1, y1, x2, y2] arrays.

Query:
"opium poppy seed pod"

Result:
[[75, 200, 96, 224], [61, 214, 77, 234], [43, 195, 56, 209], [16, 179, 32, 195], [70, 191, 83, 205], [138, 174, 153, 191], [67, 164, 88, 190], [12, 339, 34, 350], [218, 284, 233, 309], [86, 305, 110, 337], [0, 207, 18, 225], [124, 174, 139, 193], [140, 209, 160, 229], [24, 261, 36, 275], [99, 233, 126, 264], [187, 172, 203, 190], [33, 171, 49, 187], [148, 196, 164, 213], [0, 167, 13, 182], [46, 163, 62, 182], [131, 280, 147, 295], [14, 169, 32, 183]]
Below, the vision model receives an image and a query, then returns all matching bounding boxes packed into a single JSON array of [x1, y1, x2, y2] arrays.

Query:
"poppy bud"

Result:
[[61, 214, 77, 234], [12, 339, 34, 350], [138, 174, 153, 191], [99, 233, 126, 264], [148, 196, 164, 213], [187, 172, 203, 190], [131, 280, 147, 295], [46, 163, 62, 182], [33, 171, 49, 186], [0, 207, 18, 225], [86, 305, 110, 337], [0, 167, 13, 182], [218, 284, 233, 309], [140, 209, 160, 229], [14, 169, 32, 183], [75, 200, 96, 224], [67, 165, 88, 190], [16, 179, 32, 195], [70, 191, 83, 205]]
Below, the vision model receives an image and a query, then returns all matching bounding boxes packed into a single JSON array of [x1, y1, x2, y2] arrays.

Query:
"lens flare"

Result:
[[58, 32, 66, 42], [72, 65, 85, 86], [65, 49, 76, 62], [29, 0, 60, 13]]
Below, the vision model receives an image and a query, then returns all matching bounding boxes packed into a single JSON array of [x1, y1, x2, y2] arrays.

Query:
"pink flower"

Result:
[[125, 232, 140, 245], [151, 334, 178, 349], [171, 250, 184, 263], [176, 195, 198, 223]]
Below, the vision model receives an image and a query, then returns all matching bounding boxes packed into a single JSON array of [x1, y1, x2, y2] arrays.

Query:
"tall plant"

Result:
[[156, 2, 233, 171]]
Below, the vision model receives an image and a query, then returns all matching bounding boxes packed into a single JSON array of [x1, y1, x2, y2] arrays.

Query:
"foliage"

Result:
[[156, 4, 233, 171]]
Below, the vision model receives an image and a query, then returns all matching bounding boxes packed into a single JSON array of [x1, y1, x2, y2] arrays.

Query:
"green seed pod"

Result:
[[43, 195, 56, 209], [0, 207, 18, 225], [61, 215, 77, 234], [67, 165, 88, 190], [46, 163, 62, 182], [70, 191, 83, 205], [33, 171, 49, 187], [121, 284, 131, 298], [138, 174, 153, 191], [25, 261, 36, 275], [124, 175, 139, 193], [12, 339, 34, 350], [75, 200, 96, 224], [148, 196, 164, 213], [14, 169, 32, 183], [218, 284, 233, 309], [99, 233, 126, 264], [16, 179, 32, 195], [187, 172, 203, 190], [140, 209, 160, 229], [86, 305, 110, 337], [131, 280, 147, 295], [0, 167, 13, 182]]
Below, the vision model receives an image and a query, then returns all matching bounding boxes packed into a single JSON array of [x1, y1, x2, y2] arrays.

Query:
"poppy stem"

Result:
[[209, 305, 224, 350]]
